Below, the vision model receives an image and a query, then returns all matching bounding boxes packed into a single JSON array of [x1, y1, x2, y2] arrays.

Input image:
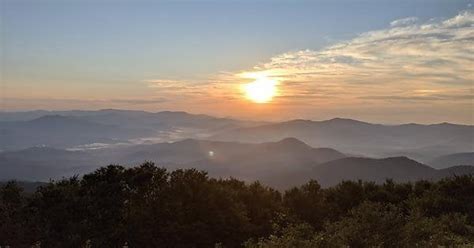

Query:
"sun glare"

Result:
[[243, 77, 278, 103]]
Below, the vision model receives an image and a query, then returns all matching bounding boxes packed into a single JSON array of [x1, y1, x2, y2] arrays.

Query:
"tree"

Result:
[[0, 181, 36, 247], [283, 180, 327, 230]]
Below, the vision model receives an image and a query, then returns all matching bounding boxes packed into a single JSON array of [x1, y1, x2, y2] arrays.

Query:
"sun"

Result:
[[243, 77, 278, 103]]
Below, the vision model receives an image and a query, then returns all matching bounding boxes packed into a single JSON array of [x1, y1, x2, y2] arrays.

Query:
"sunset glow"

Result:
[[2, 1, 473, 124], [243, 77, 278, 103]]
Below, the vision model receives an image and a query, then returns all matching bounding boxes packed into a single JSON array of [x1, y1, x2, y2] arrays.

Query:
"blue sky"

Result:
[[3, 0, 469, 78], [1, 0, 473, 123]]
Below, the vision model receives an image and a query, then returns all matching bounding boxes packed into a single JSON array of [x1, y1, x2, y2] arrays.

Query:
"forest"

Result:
[[1, 162, 473, 247]]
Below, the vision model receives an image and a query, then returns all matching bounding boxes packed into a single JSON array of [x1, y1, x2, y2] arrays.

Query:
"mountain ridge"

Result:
[[210, 117, 473, 162], [1, 137, 472, 189], [429, 152, 474, 169], [1, 109, 472, 126]]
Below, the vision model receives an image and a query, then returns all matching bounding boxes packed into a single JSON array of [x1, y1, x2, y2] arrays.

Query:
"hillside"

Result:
[[0, 115, 154, 150], [211, 118, 474, 162], [0, 110, 262, 151], [309, 157, 435, 187], [1, 138, 472, 189], [429, 152, 474, 169], [0, 147, 97, 180]]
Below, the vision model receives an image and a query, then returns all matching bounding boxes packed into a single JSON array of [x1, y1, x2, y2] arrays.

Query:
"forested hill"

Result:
[[1, 163, 473, 247]]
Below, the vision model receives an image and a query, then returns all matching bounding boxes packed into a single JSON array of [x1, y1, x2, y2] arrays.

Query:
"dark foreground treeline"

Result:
[[1, 162, 473, 247]]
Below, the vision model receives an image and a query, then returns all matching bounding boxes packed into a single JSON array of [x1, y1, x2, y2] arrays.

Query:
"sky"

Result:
[[1, 0, 473, 124]]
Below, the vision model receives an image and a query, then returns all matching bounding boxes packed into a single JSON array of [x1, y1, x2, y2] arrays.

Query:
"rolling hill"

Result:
[[210, 118, 474, 162], [0, 115, 154, 150], [1, 138, 472, 189], [0, 110, 263, 151], [429, 152, 474, 169], [308, 156, 434, 187]]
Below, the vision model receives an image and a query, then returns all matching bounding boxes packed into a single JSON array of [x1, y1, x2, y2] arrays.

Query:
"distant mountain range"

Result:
[[310, 156, 471, 187], [1, 137, 472, 189], [1, 110, 472, 162], [0, 109, 259, 130], [0, 115, 154, 150], [0, 109, 259, 151], [1, 109, 472, 188], [211, 118, 474, 162], [429, 152, 474, 169]]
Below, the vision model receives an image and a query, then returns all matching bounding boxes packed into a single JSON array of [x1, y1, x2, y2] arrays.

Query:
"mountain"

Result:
[[211, 118, 474, 162], [429, 152, 474, 169], [0, 138, 345, 184], [68, 109, 248, 131], [181, 138, 346, 188], [0, 110, 262, 150], [0, 147, 97, 180], [287, 156, 474, 187], [1, 137, 472, 189], [0, 109, 257, 130], [2, 110, 470, 162], [435, 165, 474, 179], [98, 137, 345, 175], [307, 157, 435, 187], [0, 115, 154, 151]]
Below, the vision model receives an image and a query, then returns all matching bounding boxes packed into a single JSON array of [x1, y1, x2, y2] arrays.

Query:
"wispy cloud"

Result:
[[139, 10, 473, 123], [390, 17, 418, 27], [240, 10, 473, 105], [145, 79, 191, 90], [143, 76, 244, 104], [2, 97, 168, 110]]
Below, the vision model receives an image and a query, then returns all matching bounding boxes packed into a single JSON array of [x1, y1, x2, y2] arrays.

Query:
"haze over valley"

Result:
[[1, 109, 472, 189]]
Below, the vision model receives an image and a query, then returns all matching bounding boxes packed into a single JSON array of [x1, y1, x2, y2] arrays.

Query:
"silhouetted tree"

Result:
[[1, 163, 473, 247]]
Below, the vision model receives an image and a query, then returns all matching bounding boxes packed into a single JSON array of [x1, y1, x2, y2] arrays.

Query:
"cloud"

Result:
[[241, 10, 474, 104], [390, 17, 418, 27], [359, 93, 474, 102], [135, 10, 473, 123], [109, 98, 167, 105], [2, 97, 168, 110], [145, 79, 193, 90], [145, 79, 210, 98], [144, 76, 245, 103]]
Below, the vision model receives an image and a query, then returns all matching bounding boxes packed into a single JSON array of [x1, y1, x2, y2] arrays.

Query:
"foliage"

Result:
[[0, 162, 473, 247]]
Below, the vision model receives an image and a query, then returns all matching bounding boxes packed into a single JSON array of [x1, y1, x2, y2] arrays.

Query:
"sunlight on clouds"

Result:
[[142, 10, 473, 123], [237, 10, 474, 107]]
